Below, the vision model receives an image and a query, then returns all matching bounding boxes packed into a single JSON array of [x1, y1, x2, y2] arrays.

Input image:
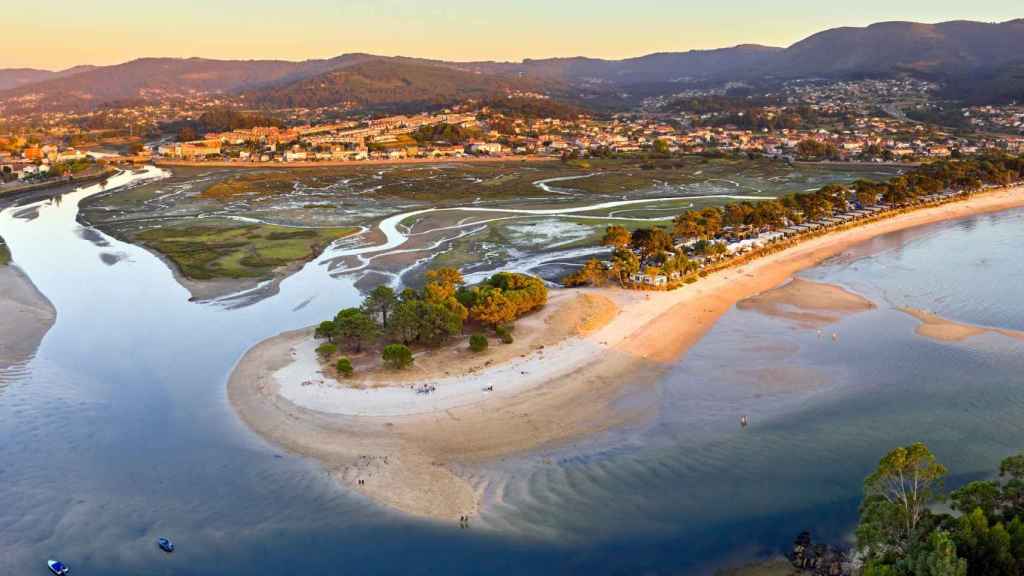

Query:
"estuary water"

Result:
[[2, 170, 1023, 575]]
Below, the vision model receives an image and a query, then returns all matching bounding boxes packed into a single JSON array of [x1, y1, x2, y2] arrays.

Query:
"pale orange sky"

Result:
[[3, 1, 1021, 70]]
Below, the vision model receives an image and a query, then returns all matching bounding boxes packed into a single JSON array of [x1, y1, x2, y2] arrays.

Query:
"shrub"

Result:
[[336, 357, 353, 378], [316, 343, 337, 358], [314, 320, 335, 340], [382, 344, 413, 370], [469, 334, 489, 353], [495, 324, 514, 344]]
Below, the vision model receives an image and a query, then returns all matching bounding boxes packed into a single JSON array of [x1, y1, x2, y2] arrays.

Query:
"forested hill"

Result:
[[243, 59, 562, 111]]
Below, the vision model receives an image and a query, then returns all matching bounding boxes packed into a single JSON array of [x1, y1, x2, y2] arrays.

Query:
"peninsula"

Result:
[[230, 171, 1024, 521]]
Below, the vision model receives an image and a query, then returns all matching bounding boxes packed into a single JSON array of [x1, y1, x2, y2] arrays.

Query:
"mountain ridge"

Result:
[[2, 18, 1022, 112]]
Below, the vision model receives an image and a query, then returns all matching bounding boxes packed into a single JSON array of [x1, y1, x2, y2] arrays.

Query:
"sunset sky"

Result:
[[4, 0, 1021, 70]]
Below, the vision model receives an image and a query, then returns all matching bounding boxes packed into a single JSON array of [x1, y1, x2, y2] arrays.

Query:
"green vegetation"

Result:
[[132, 223, 357, 281], [0, 237, 9, 266], [316, 343, 337, 358], [336, 357, 353, 378], [313, 268, 547, 371], [485, 96, 588, 120], [411, 123, 478, 145], [382, 344, 413, 370], [564, 155, 1024, 288], [196, 156, 883, 205], [469, 334, 488, 353], [332, 308, 379, 352], [855, 443, 1024, 576], [495, 324, 514, 344]]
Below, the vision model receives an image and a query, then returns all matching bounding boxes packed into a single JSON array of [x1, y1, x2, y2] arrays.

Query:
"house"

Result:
[[468, 142, 503, 155]]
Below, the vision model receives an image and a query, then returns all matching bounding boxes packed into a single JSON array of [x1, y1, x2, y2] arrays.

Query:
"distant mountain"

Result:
[[468, 45, 784, 85], [0, 56, 381, 113], [0, 69, 54, 91], [0, 65, 96, 91], [245, 58, 561, 111], [2, 18, 1023, 113], [772, 19, 1024, 79]]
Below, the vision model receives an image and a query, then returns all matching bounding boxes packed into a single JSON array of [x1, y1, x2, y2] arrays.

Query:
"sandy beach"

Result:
[[229, 184, 1024, 522], [0, 264, 56, 371]]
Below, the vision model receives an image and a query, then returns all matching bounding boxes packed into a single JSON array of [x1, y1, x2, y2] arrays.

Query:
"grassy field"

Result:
[[132, 222, 357, 281]]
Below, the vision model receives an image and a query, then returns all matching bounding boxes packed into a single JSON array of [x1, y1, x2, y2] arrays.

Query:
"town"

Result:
[[2, 78, 1024, 188]]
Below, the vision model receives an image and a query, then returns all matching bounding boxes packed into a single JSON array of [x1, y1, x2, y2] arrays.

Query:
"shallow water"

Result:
[[2, 171, 1023, 575]]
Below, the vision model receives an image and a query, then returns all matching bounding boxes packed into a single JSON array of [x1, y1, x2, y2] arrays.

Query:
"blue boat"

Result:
[[47, 560, 70, 575], [157, 537, 175, 553]]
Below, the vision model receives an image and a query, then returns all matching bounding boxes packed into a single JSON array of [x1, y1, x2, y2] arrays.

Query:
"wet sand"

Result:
[[900, 307, 1024, 343], [737, 277, 874, 327], [0, 265, 56, 370], [229, 184, 1024, 522]]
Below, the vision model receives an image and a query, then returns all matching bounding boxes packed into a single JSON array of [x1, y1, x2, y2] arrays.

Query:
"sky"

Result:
[[3, 0, 1022, 70]]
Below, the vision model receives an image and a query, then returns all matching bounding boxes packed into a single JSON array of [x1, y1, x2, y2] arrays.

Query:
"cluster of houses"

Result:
[[0, 144, 89, 182], [157, 112, 485, 162]]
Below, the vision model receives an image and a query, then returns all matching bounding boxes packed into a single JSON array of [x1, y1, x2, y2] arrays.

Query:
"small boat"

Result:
[[47, 560, 70, 575], [157, 537, 175, 553]]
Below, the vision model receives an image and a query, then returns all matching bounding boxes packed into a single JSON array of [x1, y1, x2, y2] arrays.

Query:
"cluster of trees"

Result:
[[662, 95, 834, 131], [483, 96, 589, 122], [170, 108, 283, 142], [456, 271, 548, 327], [563, 155, 1024, 288], [857, 443, 1024, 576], [565, 225, 699, 287], [410, 123, 478, 145], [314, 268, 547, 374], [796, 139, 842, 161]]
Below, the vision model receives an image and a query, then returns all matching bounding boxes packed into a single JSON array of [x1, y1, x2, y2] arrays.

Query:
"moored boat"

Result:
[[157, 537, 175, 553]]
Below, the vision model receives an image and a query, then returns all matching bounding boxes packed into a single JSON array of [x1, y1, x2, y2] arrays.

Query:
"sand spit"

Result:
[[900, 307, 1024, 343], [229, 185, 1024, 522]]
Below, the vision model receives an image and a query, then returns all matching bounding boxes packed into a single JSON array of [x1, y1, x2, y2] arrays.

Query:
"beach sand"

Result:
[[229, 184, 1024, 522], [0, 264, 55, 370]]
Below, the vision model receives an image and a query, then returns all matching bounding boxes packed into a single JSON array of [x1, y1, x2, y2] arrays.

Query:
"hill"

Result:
[[773, 19, 1024, 79], [0, 69, 56, 91], [0, 65, 96, 92], [482, 45, 784, 85], [245, 59, 562, 112], [0, 56, 380, 114]]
